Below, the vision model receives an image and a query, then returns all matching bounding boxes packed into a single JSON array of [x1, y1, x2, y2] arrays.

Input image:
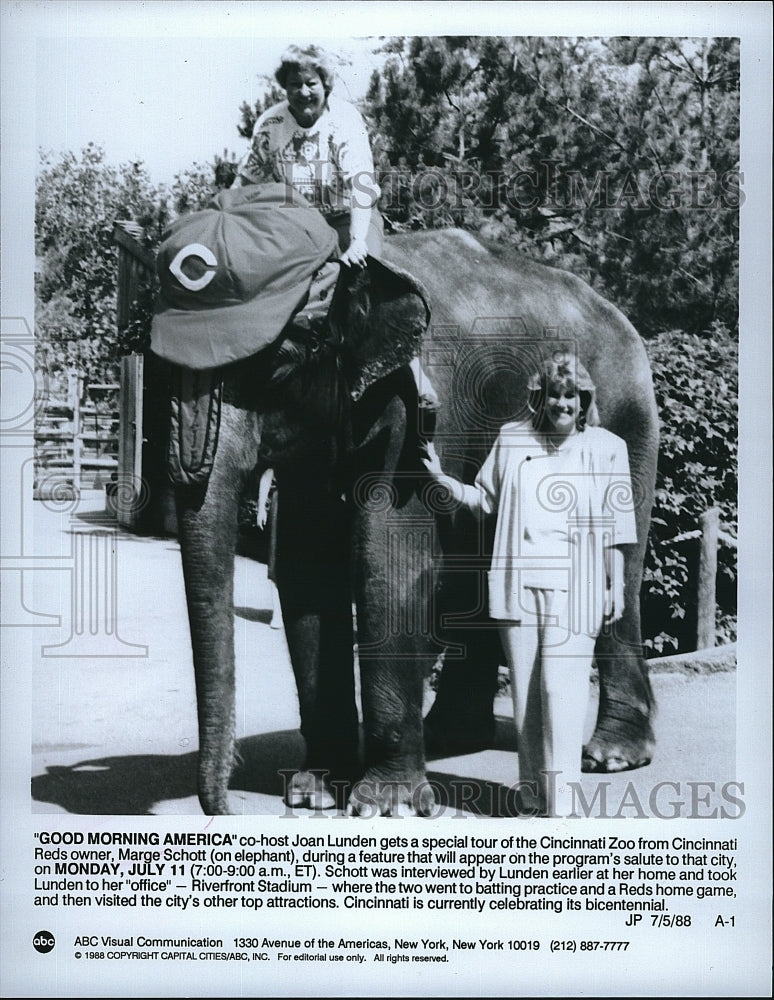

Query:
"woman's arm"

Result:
[[339, 204, 371, 267], [336, 103, 380, 268], [600, 433, 636, 622]]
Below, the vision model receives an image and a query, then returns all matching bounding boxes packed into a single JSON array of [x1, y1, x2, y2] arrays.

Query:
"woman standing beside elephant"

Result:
[[422, 354, 638, 817]]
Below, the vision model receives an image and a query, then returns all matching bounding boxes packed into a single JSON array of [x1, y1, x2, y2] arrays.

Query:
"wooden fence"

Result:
[[34, 371, 119, 494]]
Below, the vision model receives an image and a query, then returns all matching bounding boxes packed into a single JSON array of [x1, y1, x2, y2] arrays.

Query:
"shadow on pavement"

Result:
[[31, 724, 525, 818], [32, 753, 198, 815], [424, 712, 518, 761], [425, 771, 523, 818], [31, 730, 306, 815]]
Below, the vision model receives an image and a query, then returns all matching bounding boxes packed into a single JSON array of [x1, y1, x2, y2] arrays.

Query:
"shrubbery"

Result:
[[642, 324, 737, 654]]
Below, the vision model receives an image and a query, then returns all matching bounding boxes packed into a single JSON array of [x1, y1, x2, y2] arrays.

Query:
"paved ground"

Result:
[[28, 492, 737, 818]]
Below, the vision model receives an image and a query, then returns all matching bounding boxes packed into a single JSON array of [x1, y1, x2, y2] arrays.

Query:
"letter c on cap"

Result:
[[169, 243, 218, 291]]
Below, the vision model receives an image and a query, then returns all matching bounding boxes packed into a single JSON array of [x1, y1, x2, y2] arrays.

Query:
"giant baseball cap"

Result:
[[151, 183, 339, 369]]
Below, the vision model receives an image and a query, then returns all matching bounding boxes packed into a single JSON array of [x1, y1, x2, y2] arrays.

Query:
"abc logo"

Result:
[[33, 931, 55, 954]]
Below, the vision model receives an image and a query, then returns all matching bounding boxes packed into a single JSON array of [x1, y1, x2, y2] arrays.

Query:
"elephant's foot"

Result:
[[581, 733, 654, 774], [346, 770, 437, 818], [582, 691, 656, 773], [284, 770, 338, 811]]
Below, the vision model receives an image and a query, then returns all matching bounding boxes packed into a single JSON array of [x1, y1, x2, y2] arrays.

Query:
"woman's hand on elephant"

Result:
[[339, 236, 368, 268], [420, 440, 444, 478]]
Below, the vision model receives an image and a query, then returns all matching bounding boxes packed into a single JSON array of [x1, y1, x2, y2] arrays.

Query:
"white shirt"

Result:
[[235, 96, 380, 214], [465, 421, 638, 618]]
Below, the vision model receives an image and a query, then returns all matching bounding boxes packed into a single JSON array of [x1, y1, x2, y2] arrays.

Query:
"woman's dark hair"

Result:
[[527, 353, 600, 432], [275, 45, 336, 96]]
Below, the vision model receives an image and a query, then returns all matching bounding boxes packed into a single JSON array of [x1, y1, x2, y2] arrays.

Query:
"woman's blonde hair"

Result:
[[527, 352, 600, 432], [275, 44, 336, 96]]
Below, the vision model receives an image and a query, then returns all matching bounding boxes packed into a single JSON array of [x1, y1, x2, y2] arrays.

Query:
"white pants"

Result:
[[500, 587, 602, 818]]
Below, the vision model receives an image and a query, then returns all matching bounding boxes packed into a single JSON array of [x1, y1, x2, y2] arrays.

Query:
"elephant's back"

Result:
[[380, 228, 657, 475], [381, 229, 637, 342]]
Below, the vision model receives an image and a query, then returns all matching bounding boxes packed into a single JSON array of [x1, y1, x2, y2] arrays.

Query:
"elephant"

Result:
[[164, 224, 658, 817]]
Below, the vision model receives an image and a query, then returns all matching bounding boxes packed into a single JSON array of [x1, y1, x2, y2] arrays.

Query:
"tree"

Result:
[[237, 82, 285, 140], [362, 35, 740, 338], [592, 37, 740, 336], [642, 323, 737, 653], [35, 143, 241, 383], [35, 144, 166, 384], [168, 149, 239, 215]]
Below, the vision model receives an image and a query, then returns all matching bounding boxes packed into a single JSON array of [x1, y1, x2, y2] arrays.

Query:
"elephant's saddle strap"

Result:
[[168, 367, 222, 488]]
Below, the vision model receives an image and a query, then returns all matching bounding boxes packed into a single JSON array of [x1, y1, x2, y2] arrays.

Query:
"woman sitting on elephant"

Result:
[[234, 43, 381, 266], [422, 354, 638, 817], [233, 42, 436, 406]]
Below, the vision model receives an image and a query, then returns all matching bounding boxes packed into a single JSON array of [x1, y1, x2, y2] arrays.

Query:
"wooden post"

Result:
[[696, 507, 720, 650], [117, 353, 144, 528], [113, 221, 155, 529], [68, 370, 83, 491]]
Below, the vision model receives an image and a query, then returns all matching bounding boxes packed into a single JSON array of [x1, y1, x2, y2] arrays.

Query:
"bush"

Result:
[[641, 324, 737, 654]]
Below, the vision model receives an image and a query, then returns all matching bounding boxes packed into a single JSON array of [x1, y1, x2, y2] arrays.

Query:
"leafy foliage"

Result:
[[237, 83, 286, 139], [642, 324, 737, 653], [168, 150, 239, 215], [363, 36, 740, 338], [35, 143, 237, 383], [36, 145, 164, 382]]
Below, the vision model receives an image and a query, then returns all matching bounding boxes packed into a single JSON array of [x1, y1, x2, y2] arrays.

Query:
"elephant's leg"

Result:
[[347, 392, 438, 817], [424, 518, 502, 755], [349, 503, 437, 817], [423, 622, 502, 755], [582, 540, 655, 773], [176, 403, 257, 815], [583, 408, 658, 773], [275, 474, 359, 809]]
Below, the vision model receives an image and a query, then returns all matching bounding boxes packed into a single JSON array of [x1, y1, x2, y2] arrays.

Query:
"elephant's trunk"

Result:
[[176, 404, 259, 815]]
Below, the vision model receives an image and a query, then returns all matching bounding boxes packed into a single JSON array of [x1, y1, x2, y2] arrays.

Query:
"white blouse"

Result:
[[235, 96, 380, 214], [463, 421, 638, 620]]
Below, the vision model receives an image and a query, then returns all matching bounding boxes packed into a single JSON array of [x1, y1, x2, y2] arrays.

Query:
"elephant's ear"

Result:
[[334, 257, 431, 401]]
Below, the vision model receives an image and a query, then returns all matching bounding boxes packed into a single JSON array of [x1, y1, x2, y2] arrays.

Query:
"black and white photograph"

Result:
[[1, 2, 771, 996]]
